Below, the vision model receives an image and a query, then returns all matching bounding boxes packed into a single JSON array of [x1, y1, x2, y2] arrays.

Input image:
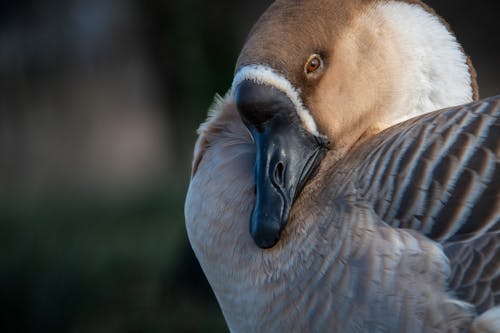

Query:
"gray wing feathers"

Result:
[[355, 96, 499, 243], [445, 232, 499, 313], [346, 96, 500, 312]]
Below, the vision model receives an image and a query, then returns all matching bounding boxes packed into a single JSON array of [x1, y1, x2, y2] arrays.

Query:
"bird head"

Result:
[[231, 0, 477, 248]]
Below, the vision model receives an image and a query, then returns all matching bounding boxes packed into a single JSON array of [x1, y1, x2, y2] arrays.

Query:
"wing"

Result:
[[340, 96, 500, 311], [352, 96, 499, 243], [445, 232, 499, 313]]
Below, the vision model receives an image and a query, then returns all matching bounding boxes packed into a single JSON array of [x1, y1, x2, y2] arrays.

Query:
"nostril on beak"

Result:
[[273, 162, 285, 187]]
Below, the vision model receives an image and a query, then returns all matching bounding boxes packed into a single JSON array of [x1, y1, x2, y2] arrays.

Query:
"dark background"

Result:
[[0, 1, 498, 332]]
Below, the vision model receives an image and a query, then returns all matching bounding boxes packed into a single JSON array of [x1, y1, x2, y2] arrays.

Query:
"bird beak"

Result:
[[234, 80, 328, 249]]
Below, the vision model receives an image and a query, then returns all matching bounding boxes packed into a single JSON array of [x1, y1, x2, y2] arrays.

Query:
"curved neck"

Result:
[[185, 93, 469, 332], [310, 1, 476, 156], [375, 0, 476, 127]]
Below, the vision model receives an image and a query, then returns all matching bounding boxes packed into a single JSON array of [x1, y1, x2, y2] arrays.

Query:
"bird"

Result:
[[185, 0, 499, 332]]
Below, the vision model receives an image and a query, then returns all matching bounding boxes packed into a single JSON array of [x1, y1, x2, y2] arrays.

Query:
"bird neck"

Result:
[[185, 95, 339, 331], [185, 93, 470, 331], [374, 0, 477, 127], [310, 1, 476, 155]]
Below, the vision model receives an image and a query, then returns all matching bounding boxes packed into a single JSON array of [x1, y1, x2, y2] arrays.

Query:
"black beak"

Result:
[[234, 80, 328, 249]]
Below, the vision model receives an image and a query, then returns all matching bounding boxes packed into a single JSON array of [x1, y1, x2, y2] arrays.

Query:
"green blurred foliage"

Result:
[[0, 185, 226, 332], [0, 0, 272, 331]]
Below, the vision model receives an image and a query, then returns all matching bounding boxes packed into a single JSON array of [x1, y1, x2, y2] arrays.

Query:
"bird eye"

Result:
[[305, 54, 323, 74]]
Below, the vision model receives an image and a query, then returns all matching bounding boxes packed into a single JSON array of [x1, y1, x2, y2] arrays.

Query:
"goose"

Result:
[[185, 0, 499, 332]]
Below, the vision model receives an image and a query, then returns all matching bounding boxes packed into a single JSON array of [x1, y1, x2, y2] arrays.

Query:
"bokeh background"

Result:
[[0, 0, 498, 332]]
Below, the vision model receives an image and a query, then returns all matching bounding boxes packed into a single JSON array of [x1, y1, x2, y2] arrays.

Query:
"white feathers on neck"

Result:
[[375, 1, 474, 126]]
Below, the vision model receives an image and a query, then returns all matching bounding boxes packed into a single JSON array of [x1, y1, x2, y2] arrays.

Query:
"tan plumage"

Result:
[[185, 0, 499, 332]]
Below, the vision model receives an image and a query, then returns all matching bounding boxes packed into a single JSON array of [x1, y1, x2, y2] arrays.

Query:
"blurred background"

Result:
[[0, 0, 498, 332]]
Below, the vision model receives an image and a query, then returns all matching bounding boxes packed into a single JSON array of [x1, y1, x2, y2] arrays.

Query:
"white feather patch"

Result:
[[375, 1, 473, 126], [231, 64, 321, 137], [472, 307, 500, 333]]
